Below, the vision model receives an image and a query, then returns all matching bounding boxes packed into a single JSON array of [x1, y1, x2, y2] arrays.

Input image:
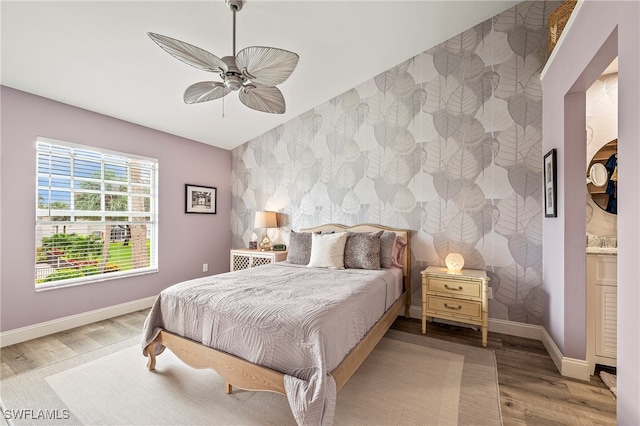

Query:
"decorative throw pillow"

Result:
[[308, 232, 348, 269], [379, 231, 397, 269], [391, 236, 408, 268], [286, 230, 312, 265], [344, 231, 383, 270]]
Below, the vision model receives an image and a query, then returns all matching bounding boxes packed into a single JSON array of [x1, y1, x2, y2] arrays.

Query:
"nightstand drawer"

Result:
[[425, 277, 481, 298], [426, 295, 482, 319]]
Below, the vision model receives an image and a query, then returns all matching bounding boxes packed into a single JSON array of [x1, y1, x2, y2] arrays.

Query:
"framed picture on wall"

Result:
[[544, 149, 557, 217], [185, 184, 217, 214]]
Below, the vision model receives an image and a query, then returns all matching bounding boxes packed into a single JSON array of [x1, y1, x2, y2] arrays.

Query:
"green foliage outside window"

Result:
[[41, 267, 96, 282], [74, 170, 128, 212], [41, 233, 103, 261]]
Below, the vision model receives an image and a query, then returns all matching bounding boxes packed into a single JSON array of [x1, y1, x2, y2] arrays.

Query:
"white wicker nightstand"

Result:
[[230, 249, 288, 271]]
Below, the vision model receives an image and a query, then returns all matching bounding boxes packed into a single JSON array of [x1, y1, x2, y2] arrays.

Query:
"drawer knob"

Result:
[[444, 284, 464, 291], [444, 303, 463, 310]]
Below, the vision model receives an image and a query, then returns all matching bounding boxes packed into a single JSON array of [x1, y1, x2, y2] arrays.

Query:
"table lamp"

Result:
[[445, 253, 465, 272], [254, 211, 277, 251]]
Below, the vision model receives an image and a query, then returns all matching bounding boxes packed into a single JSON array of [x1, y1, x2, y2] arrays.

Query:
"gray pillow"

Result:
[[286, 231, 312, 265], [344, 231, 383, 269], [379, 231, 396, 269]]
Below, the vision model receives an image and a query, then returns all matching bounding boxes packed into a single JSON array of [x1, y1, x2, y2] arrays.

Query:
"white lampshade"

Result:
[[445, 253, 465, 272], [254, 211, 277, 229]]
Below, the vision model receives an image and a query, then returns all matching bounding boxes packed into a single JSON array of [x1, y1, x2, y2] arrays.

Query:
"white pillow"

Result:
[[308, 232, 347, 269]]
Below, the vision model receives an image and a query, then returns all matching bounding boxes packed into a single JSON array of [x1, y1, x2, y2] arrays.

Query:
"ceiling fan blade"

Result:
[[239, 85, 286, 114], [148, 32, 228, 74], [236, 46, 299, 87], [184, 82, 231, 104]]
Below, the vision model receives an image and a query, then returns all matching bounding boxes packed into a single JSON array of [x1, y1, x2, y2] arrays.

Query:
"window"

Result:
[[35, 138, 158, 289]]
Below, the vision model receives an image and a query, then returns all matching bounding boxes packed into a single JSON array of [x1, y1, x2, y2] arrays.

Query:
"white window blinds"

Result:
[[35, 138, 158, 289]]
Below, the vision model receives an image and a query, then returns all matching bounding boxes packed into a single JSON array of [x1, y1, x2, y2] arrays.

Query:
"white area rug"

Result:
[[600, 371, 617, 398], [1, 330, 501, 425]]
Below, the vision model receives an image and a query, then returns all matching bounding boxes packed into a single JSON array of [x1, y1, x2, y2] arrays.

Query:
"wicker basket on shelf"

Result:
[[548, 0, 577, 53]]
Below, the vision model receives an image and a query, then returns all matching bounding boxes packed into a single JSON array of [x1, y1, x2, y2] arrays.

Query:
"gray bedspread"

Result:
[[141, 262, 399, 426]]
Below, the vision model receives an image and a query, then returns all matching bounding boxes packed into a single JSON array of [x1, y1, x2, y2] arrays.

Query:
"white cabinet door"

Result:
[[595, 284, 617, 362]]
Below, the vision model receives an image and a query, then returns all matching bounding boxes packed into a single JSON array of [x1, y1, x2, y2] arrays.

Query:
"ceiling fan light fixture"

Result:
[[224, 74, 243, 91], [148, 0, 298, 114]]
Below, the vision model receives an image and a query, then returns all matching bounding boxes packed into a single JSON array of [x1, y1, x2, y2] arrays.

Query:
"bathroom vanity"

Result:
[[586, 248, 617, 375]]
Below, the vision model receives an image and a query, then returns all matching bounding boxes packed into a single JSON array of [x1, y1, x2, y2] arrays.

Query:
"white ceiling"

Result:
[[1, 1, 519, 150]]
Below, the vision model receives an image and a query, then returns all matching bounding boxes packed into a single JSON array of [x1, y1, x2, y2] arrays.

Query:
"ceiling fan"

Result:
[[148, 0, 299, 114]]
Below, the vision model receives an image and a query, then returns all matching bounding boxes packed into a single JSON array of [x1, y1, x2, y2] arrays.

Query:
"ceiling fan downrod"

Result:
[[222, 0, 244, 91], [226, 0, 242, 56]]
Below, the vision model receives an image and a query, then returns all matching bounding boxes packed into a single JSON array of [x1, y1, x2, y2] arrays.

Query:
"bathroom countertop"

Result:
[[586, 247, 618, 255]]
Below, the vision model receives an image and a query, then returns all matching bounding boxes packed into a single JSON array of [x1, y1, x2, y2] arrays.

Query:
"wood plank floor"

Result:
[[1, 310, 617, 425], [391, 317, 617, 425]]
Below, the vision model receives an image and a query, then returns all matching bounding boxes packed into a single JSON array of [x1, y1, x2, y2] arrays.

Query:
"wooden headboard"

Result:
[[299, 223, 411, 313]]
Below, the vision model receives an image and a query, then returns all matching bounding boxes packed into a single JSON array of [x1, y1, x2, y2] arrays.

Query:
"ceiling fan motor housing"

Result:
[[221, 56, 245, 91], [224, 74, 243, 91]]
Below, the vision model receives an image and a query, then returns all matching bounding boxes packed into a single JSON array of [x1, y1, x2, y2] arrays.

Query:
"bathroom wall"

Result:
[[586, 73, 617, 238], [541, 1, 640, 421]]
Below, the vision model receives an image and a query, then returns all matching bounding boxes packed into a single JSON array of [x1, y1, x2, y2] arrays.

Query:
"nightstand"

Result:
[[421, 266, 489, 347], [230, 249, 288, 271]]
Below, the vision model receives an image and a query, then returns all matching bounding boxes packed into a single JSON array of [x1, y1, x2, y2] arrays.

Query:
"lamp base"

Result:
[[259, 236, 271, 251]]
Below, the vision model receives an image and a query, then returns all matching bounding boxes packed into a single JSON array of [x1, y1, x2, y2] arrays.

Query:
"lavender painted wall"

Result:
[[0, 86, 232, 332], [542, 2, 640, 423]]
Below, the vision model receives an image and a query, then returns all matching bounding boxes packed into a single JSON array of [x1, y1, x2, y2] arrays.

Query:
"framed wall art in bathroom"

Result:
[[544, 149, 557, 217]]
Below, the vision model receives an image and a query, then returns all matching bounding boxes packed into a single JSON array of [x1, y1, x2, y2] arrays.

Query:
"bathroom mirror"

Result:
[[587, 139, 617, 214]]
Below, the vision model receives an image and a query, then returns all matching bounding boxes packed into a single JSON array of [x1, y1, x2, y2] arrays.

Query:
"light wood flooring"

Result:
[[1, 310, 617, 425]]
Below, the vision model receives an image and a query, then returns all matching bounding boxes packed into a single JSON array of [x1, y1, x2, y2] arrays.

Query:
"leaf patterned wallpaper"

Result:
[[231, 1, 562, 325]]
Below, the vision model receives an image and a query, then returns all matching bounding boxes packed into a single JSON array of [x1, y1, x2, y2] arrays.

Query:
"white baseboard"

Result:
[[0, 296, 156, 348], [407, 306, 543, 340], [488, 318, 544, 340], [407, 305, 590, 381], [407, 305, 422, 320], [540, 327, 591, 381]]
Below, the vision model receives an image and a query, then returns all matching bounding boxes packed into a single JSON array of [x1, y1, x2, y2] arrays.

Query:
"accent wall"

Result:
[[231, 1, 561, 325]]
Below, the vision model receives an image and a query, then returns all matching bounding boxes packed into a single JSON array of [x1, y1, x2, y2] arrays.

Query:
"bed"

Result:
[[142, 223, 411, 425]]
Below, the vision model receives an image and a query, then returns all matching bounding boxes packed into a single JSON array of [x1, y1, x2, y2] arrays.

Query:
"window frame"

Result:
[[35, 137, 159, 291]]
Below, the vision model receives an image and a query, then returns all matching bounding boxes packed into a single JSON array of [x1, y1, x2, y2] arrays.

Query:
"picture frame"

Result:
[[543, 149, 557, 217], [185, 184, 217, 214]]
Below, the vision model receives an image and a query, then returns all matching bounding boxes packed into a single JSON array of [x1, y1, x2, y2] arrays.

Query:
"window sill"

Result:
[[35, 267, 158, 292]]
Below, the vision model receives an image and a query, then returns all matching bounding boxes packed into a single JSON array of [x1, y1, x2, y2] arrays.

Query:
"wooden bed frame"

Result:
[[144, 223, 411, 397]]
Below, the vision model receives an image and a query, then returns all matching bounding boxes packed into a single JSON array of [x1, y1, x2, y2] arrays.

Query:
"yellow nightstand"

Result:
[[421, 266, 489, 347]]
